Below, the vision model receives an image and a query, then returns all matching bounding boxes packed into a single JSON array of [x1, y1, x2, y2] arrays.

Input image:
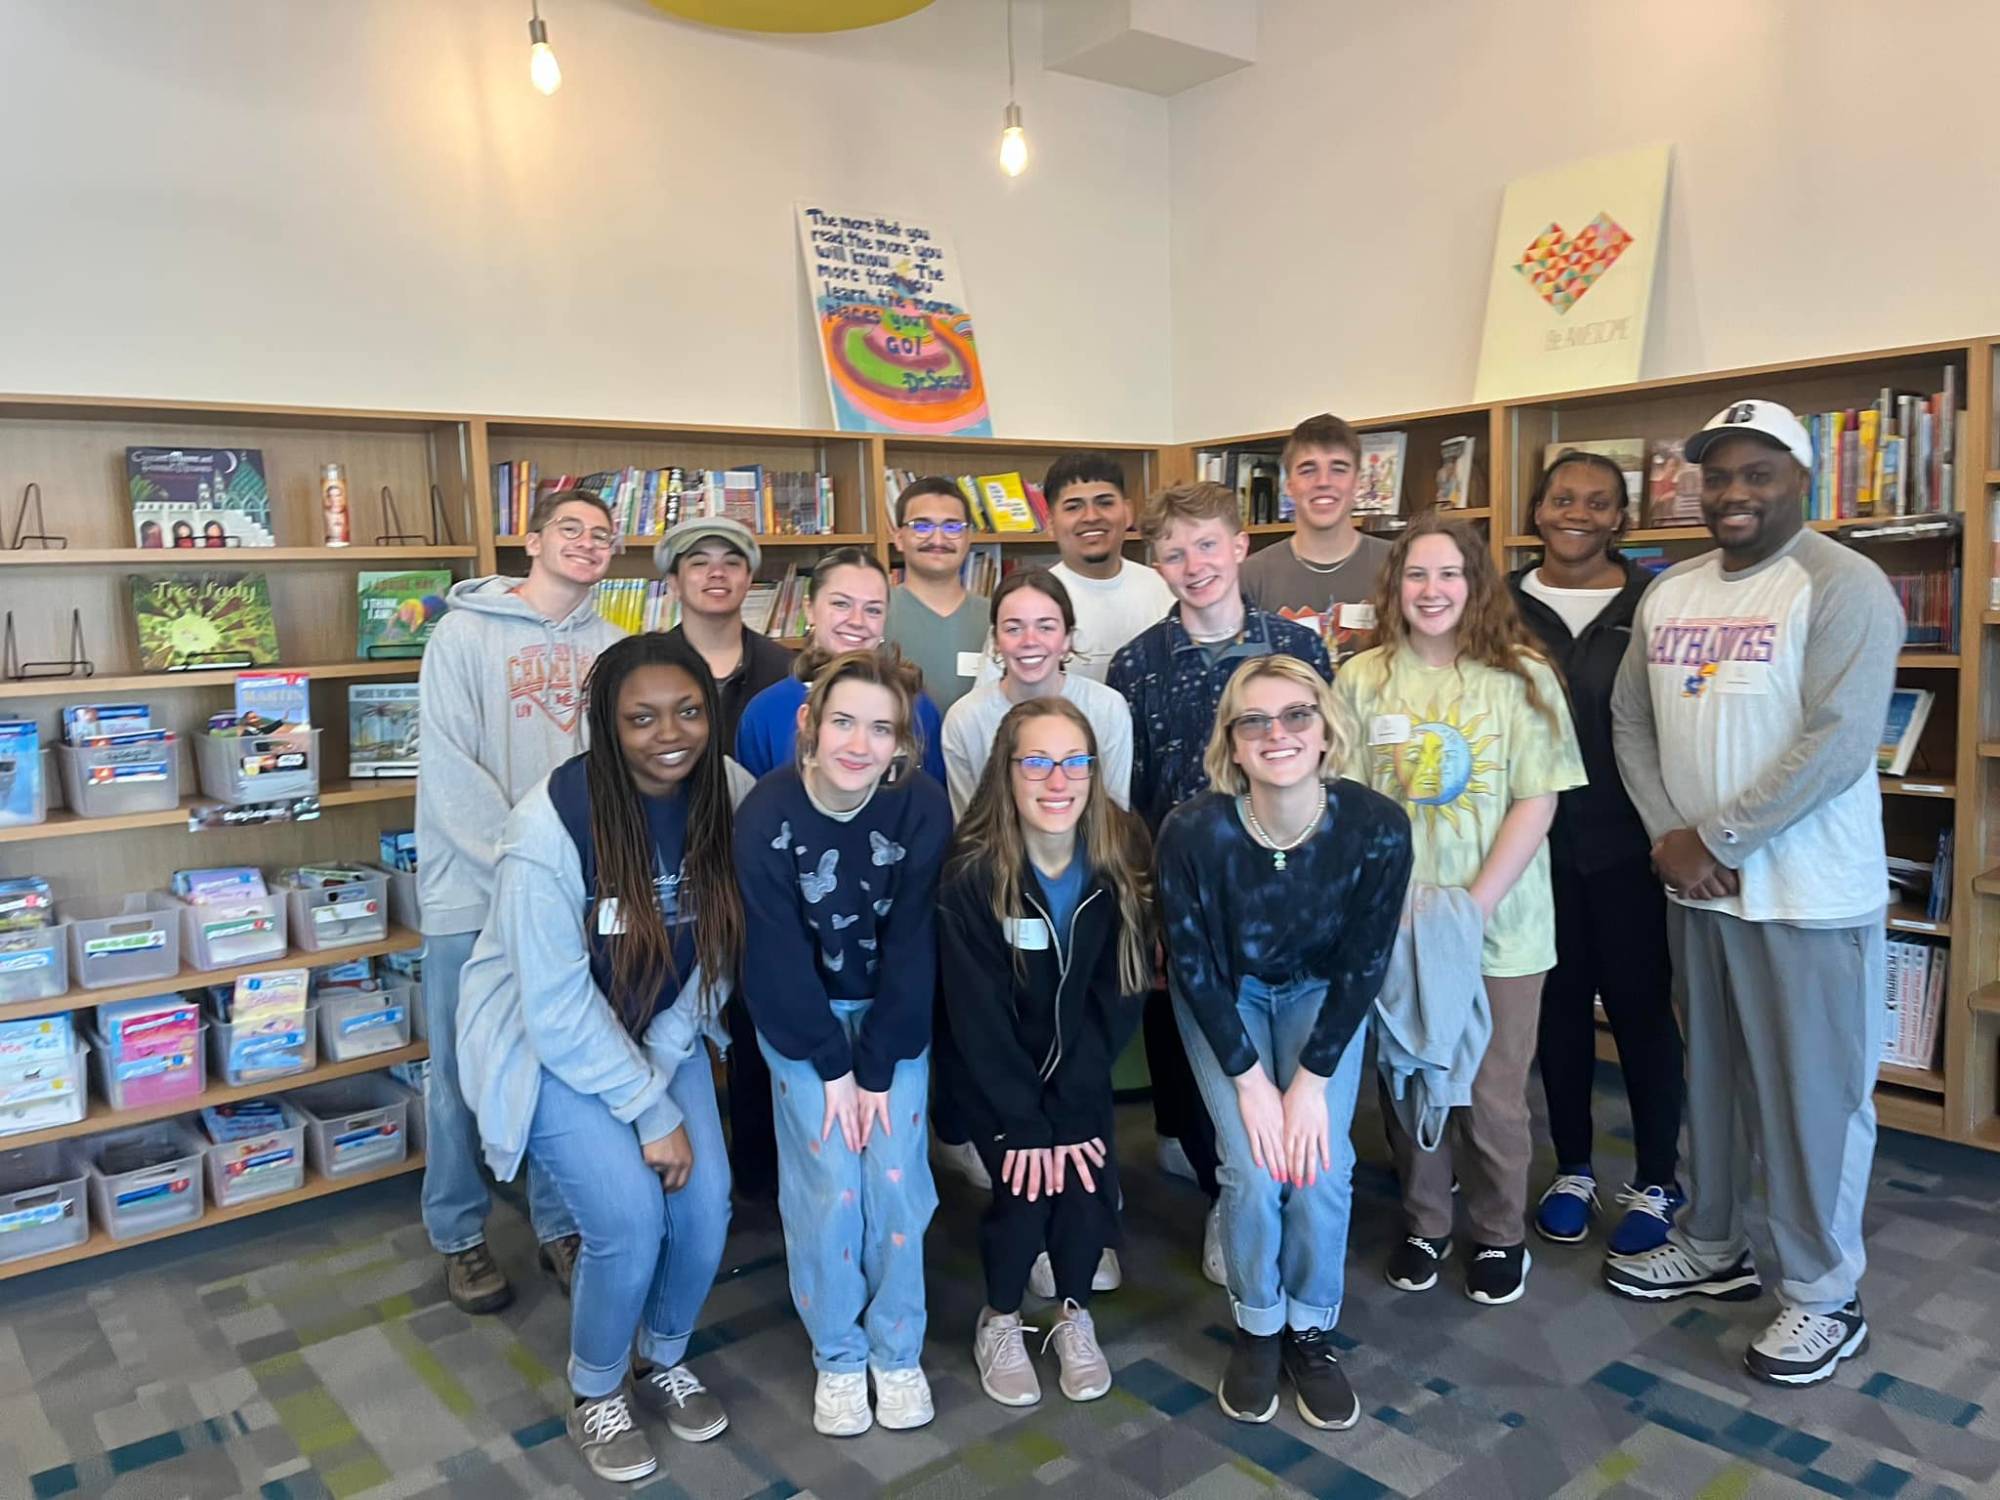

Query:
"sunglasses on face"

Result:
[[546, 518, 617, 547], [1014, 753, 1095, 780], [905, 519, 969, 539], [1229, 704, 1321, 740]]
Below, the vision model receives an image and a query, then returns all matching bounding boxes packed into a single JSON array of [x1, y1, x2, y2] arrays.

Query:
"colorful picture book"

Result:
[[973, 473, 1040, 533], [1354, 432, 1409, 516], [128, 447, 274, 549], [1878, 688, 1934, 777], [233, 671, 310, 733], [0, 720, 40, 827], [490, 461, 838, 538], [129, 573, 280, 671], [356, 571, 449, 659], [1645, 439, 1704, 527], [1435, 436, 1478, 510], [348, 684, 419, 778]]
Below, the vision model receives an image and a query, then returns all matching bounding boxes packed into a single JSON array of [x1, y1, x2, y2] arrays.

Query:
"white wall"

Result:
[[0, 0, 1173, 441], [1169, 0, 2000, 439]]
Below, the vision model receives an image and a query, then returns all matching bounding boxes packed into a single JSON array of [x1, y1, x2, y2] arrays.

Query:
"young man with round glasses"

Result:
[[886, 476, 989, 713]]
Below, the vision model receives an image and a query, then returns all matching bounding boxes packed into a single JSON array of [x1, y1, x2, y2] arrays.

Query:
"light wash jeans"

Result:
[[759, 1001, 937, 1374], [525, 1061, 731, 1398], [1175, 976, 1368, 1336], [422, 929, 575, 1253]]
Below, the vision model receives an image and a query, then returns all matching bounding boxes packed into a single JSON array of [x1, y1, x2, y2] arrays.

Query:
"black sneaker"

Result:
[[1385, 1234, 1452, 1292], [1217, 1327, 1280, 1423], [1602, 1243, 1762, 1303], [1465, 1243, 1531, 1305], [1280, 1327, 1358, 1430], [1743, 1300, 1868, 1386]]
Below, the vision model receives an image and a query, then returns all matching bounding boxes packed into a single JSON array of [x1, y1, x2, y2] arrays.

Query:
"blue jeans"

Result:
[[759, 1001, 937, 1374], [1174, 977, 1367, 1336], [526, 1061, 731, 1398], [422, 929, 575, 1252]]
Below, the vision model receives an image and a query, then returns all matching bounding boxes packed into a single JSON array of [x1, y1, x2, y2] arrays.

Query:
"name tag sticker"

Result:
[[1003, 917, 1051, 952], [1715, 661, 1771, 695], [1369, 713, 1413, 746], [596, 899, 626, 936], [1335, 602, 1377, 631], [955, 650, 983, 679]]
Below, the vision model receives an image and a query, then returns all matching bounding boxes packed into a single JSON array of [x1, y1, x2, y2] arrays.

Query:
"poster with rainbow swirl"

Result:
[[797, 204, 993, 437]]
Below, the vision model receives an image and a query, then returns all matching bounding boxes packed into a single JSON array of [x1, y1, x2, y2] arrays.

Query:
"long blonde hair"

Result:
[[1203, 654, 1353, 796], [949, 698, 1154, 995]]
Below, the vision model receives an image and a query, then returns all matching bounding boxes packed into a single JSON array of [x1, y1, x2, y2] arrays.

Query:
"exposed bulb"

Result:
[[999, 103, 1028, 177], [529, 39, 562, 94]]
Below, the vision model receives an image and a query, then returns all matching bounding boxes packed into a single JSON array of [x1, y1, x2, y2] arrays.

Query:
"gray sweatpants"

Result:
[[1671, 906, 1884, 1314]]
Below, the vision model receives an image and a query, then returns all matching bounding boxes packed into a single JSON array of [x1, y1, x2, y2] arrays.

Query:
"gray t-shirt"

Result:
[[886, 586, 989, 711], [1239, 532, 1394, 668]]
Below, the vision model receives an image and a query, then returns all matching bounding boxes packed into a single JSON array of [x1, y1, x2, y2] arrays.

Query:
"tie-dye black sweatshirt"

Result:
[[1157, 784, 1413, 1079]]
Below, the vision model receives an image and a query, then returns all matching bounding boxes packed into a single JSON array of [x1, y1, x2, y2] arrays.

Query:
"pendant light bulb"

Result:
[[528, 7, 562, 95], [999, 103, 1029, 177]]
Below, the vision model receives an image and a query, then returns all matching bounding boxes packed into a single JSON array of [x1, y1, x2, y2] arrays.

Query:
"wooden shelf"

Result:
[[1970, 982, 2000, 1016], [493, 532, 873, 549], [1879, 1061, 1946, 1095], [0, 1152, 425, 1282], [0, 660, 418, 701], [1504, 519, 1910, 549], [1898, 653, 1960, 669], [0, 1042, 428, 1150], [1886, 904, 1950, 937], [1979, 742, 2000, 759], [1974, 868, 2000, 898], [0, 546, 475, 568], [1880, 776, 1955, 799], [1875, 1088, 1947, 1137], [0, 925, 422, 1022], [0, 780, 412, 845]]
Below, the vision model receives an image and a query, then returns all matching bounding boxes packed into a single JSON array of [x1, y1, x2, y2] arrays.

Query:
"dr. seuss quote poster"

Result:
[[797, 205, 993, 436], [1474, 145, 1672, 401]]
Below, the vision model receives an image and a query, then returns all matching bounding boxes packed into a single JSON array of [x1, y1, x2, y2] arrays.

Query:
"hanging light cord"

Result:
[[1006, 0, 1016, 103]]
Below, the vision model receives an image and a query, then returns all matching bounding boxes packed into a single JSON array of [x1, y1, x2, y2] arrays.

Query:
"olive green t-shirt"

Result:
[[885, 586, 989, 712]]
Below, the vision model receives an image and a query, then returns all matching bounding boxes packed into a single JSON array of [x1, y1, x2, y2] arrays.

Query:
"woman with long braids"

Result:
[[456, 634, 751, 1486]]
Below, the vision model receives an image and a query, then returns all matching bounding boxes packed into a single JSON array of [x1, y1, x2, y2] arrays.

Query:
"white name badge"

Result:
[[596, 899, 627, 936], [955, 650, 984, 679], [1715, 661, 1772, 695], [1003, 917, 1051, 951], [1335, 601, 1378, 631], [1369, 713, 1413, 746]]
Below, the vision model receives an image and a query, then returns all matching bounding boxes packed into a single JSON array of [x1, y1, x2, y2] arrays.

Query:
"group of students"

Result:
[[414, 397, 1901, 1484]]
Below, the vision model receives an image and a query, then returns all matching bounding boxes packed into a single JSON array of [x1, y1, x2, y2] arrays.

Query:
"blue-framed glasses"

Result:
[[906, 519, 969, 538], [1014, 753, 1095, 780]]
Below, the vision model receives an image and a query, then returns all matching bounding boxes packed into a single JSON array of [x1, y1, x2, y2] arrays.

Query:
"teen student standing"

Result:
[[1338, 514, 1584, 1306], [940, 698, 1153, 1406], [1609, 402, 1901, 1386], [1160, 656, 1410, 1427], [1509, 453, 1685, 1254], [454, 635, 745, 1485], [416, 488, 623, 1313], [943, 570, 1133, 816], [885, 476, 988, 712], [734, 649, 953, 1436], [1110, 480, 1331, 1282], [655, 515, 795, 748]]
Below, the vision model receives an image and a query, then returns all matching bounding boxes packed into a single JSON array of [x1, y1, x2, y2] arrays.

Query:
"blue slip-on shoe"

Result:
[[1607, 1182, 1685, 1257]]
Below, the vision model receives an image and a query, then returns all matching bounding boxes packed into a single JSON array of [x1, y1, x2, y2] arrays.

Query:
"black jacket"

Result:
[[1508, 559, 1654, 875], [936, 857, 1146, 1150]]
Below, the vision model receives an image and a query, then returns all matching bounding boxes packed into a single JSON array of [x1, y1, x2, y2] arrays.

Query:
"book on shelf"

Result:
[[348, 684, 419, 778], [1877, 687, 1933, 777], [495, 461, 837, 539], [0, 720, 40, 826], [741, 582, 780, 636], [1354, 432, 1409, 517], [1884, 567, 1960, 653], [1645, 439, 1704, 527], [588, 578, 675, 635], [1882, 936, 1945, 1070], [356, 571, 450, 659], [128, 447, 275, 549], [1434, 436, 1478, 511], [1804, 370, 1958, 521], [129, 572, 280, 671], [975, 473, 1040, 533], [1542, 438, 1645, 508], [1193, 448, 1290, 525], [234, 671, 310, 733]]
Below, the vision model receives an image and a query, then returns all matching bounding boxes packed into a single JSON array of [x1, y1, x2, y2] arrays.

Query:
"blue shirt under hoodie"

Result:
[[733, 765, 952, 1091], [734, 675, 949, 786]]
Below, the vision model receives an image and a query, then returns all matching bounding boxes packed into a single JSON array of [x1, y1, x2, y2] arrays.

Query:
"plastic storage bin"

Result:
[[316, 984, 411, 1061], [57, 740, 182, 819], [175, 888, 288, 971], [0, 923, 70, 1005], [294, 1075, 409, 1178], [90, 1025, 206, 1111], [202, 1103, 308, 1207], [65, 894, 183, 990], [0, 1045, 88, 1138], [0, 745, 48, 828], [386, 869, 421, 933], [0, 1142, 89, 1266], [280, 869, 389, 952], [194, 728, 321, 806], [207, 1006, 316, 1086], [84, 1123, 205, 1240]]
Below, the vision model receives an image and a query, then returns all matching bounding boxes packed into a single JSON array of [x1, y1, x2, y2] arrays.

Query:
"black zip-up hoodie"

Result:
[[1508, 557, 1654, 875], [936, 856, 1146, 1150]]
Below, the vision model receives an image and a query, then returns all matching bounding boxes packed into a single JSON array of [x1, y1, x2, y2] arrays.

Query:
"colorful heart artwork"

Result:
[[1515, 212, 1634, 314]]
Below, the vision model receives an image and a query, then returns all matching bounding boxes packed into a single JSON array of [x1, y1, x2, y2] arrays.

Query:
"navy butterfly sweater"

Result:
[[733, 766, 952, 1091]]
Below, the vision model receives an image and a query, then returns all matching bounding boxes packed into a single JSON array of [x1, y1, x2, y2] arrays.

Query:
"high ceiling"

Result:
[[644, 0, 935, 32]]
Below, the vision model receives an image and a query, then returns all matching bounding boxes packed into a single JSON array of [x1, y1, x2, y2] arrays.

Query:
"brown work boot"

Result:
[[443, 1242, 513, 1314], [539, 1232, 582, 1297]]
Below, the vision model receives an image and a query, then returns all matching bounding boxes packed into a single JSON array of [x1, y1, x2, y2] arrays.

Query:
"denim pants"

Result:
[[526, 1061, 731, 1398], [1174, 976, 1368, 1336], [759, 1001, 938, 1374], [421, 929, 575, 1252]]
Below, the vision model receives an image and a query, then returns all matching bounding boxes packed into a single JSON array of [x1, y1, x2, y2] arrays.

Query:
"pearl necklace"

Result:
[[1239, 785, 1326, 871]]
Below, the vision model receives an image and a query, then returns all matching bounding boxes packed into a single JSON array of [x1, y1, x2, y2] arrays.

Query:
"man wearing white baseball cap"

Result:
[[1606, 398, 1903, 1385]]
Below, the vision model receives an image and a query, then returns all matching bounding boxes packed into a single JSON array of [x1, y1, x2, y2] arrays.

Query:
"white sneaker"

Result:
[[1157, 1137, 1198, 1185], [934, 1138, 992, 1191], [1028, 1247, 1123, 1299], [973, 1308, 1042, 1406], [870, 1362, 935, 1430], [812, 1370, 872, 1437], [1043, 1300, 1112, 1401], [1745, 1300, 1868, 1386], [1202, 1203, 1226, 1286]]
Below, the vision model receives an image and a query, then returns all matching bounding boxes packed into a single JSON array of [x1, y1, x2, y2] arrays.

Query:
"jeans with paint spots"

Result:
[[759, 1000, 938, 1374]]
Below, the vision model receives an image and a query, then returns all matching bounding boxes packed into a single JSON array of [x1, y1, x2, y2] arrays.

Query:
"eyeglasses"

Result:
[[1229, 704, 1322, 740], [546, 518, 617, 547], [904, 519, 969, 538], [1014, 753, 1095, 780]]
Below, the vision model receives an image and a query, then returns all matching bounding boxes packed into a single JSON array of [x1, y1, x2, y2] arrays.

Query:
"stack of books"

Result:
[[883, 470, 1045, 533], [1882, 937, 1946, 1070], [1883, 567, 1961, 652], [1801, 370, 1959, 520]]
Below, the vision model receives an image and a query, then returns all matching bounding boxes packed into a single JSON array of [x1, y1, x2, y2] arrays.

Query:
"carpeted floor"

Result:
[[5, 1069, 1999, 1500]]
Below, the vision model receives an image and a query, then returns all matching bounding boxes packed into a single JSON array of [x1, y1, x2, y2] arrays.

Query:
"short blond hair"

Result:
[[1202, 655, 1352, 796], [1139, 480, 1243, 547]]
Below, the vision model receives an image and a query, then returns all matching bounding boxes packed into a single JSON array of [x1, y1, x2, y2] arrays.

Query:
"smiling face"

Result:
[[994, 585, 1071, 688], [1152, 516, 1249, 613], [1229, 674, 1328, 792], [1010, 712, 1092, 838], [895, 490, 972, 583], [1399, 532, 1469, 643], [1286, 442, 1360, 534], [1699, 434, 1807, 565], [525, 499, 617, 588], [808, 564, 889, 655], [1049, 480, 1131, 569], [1534, 460, 1625, 567], [616, 663, 709, 797], [674, 540, 752, 621], [809, 679, 901, 797]]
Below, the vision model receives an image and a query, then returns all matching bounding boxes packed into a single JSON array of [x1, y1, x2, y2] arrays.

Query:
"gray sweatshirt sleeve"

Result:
[[1609, 586, 1682, 843], [415, 621, 518, 928], [1695, 549, 1904, 868]]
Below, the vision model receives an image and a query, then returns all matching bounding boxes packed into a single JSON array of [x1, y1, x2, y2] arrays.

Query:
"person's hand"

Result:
[[1049, 1137, 1107, 1195], [822, 1073, 861, 1153], [1000, 1146, 1055, 1201], [1233, 1067, 1286, 1182], [1652, 827, 1724, 896], [856, 1086, 893, 1150], [642, 1125, 693, 1192], [1281, 1069, 1331, 1188]]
